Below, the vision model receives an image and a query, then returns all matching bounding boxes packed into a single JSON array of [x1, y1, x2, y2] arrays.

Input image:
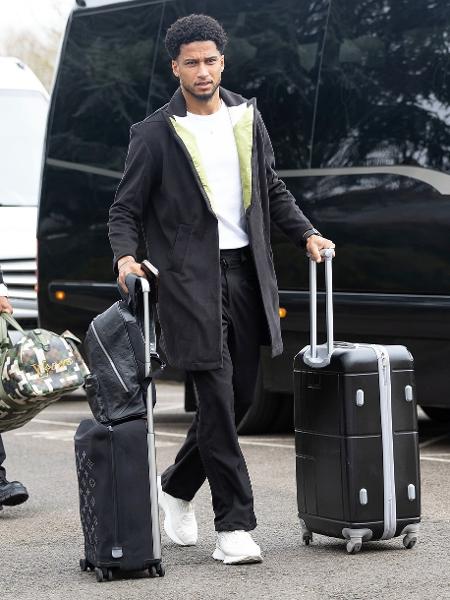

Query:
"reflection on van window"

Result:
[[48, 3, 165, 173], [48, 0, 330, 174], [151, 0, 330, 169], [0, 90, 48, 206], [313, 0, 450, 172]]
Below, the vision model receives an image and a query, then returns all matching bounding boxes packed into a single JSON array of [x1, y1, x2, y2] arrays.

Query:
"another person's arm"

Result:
[[0, 267, 13, 313]]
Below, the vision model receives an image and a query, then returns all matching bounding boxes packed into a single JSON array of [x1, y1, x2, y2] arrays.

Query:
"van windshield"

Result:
[[0, 90, 48, 206]]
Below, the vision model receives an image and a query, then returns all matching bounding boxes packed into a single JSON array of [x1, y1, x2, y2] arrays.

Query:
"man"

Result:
[[0, 267, 29, 511], [109, 14, 334, 564]]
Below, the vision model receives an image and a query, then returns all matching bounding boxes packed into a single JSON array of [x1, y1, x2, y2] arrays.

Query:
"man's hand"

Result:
[[0, 296, 13, 314], [306, 235, 335, 263], [117, 256, 146, 293]]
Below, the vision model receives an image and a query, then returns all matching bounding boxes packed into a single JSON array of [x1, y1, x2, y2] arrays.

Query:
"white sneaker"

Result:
[[157, 476, 198, 546], [212, 531, 262, 565]]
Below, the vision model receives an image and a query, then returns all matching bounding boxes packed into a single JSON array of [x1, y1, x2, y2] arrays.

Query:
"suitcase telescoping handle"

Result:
[[303, 248, 335, 369], [138, 274, 162, 561]]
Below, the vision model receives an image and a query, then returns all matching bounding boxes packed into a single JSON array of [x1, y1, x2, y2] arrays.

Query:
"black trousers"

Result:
[[0, 435, 5, 476], [161, 247, 266, 532]]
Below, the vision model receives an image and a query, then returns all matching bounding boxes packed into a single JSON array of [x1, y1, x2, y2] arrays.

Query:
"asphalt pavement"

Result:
[[1, 382, 450, 600]]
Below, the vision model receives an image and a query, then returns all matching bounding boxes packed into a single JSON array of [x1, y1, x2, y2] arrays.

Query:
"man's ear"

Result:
[[221, 54, 225, 72], [172, 59, 179, 78]]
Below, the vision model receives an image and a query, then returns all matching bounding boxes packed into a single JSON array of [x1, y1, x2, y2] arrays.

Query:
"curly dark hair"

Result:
[[165, 14, 228, 59]]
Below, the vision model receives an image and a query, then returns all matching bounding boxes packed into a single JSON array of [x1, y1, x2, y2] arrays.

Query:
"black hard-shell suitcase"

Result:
[[294, 251, 421, 553], [75, 273, 164, 580]]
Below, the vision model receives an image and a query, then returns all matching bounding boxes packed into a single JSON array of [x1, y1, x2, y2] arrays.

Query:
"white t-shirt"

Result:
[[178, 102, 249, 249]]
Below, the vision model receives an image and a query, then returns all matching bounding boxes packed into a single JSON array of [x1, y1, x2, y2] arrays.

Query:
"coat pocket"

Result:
[[169, 224, 192, 273]]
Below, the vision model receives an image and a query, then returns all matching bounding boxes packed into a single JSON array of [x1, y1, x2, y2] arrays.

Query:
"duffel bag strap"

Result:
[[0, 315, 8, 350], [0, 312, 26, 350], [0, 312, 26, 335]]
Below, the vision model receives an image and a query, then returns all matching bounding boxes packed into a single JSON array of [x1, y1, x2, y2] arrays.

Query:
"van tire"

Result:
[[237, 374, 277, 435], [421, 406, 450, 422], [185, 364, 292, 435]]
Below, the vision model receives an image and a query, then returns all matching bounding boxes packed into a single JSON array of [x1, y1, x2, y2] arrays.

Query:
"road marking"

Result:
[[154, 430, 295, 449], [13, 428, 176, 447], [27, 420, 450, 454], [420, 456, 450, 464], [34, 418, 79, 427], [41, 404, 185, 416], [42, 410, 91, 416], [32, 421, 294, 449], [419, 433, 450, 450], [421, 453, 450, 457]]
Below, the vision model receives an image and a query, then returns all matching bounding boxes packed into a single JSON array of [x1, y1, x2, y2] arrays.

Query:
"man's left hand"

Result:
[[0, 296, 13, 314], [306, 235, 335, 263]]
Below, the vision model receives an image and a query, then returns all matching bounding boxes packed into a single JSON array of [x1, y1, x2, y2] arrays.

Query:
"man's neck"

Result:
[[183, 88, 221, 115]]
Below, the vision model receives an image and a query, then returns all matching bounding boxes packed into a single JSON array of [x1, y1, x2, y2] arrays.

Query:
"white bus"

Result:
[[0, 57, 49, 321]]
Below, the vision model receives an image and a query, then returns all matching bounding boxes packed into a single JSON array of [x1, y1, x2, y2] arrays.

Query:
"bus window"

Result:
[[146, 0, 330, 170], [313, 0, 450, 172], [277, 0, 450, 296]]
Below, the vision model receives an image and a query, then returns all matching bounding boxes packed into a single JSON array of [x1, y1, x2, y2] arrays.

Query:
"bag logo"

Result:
[[30, 358, 74, 377]]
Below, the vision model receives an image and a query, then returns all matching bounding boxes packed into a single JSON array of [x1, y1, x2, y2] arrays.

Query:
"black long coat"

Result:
[[108, 87, 314, 370]]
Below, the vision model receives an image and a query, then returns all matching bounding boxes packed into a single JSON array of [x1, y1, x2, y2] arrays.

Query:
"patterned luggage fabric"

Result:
[[0, 312, 89, 433]]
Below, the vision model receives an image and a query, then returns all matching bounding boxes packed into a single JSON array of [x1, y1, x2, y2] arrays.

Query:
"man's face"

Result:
[[172, 40, 224, 102]]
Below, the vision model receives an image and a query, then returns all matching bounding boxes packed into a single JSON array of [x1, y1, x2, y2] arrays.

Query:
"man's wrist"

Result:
[[0, 283, 8, 297], [302, 228, 322, 246], [118, 256, 135, 271]]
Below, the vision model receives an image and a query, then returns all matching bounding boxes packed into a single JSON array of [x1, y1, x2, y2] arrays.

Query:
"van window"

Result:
[[0, 90, 48, 206], [48, 2, 166, 174], [151, 0, 329, 170], [274, 0, 450, 296], [312, 1, 450, 170]]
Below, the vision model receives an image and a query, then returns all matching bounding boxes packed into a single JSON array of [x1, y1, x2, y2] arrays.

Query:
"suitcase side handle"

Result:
[[303, 249, 334, 368]]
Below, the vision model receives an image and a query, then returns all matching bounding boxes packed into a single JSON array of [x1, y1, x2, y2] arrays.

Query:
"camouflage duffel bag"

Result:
[[0, 312, 90, 433]]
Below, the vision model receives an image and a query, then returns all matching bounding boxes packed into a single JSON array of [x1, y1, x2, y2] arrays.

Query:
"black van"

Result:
[[37, 0, 450, 433]]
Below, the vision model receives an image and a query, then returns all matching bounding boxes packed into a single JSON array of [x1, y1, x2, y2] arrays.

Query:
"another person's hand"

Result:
[[306, 235, 335, 263], [0, 295, 13, 314], [117, 256, 146, 293]]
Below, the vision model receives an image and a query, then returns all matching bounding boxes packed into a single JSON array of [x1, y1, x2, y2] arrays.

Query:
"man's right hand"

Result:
[[0, 296, 13, 314], [117, 256, 146, 293]]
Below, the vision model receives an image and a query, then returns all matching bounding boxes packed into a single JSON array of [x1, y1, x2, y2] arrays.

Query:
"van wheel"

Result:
[[237, 365, 282, 435], [421, 406, 450, 422]]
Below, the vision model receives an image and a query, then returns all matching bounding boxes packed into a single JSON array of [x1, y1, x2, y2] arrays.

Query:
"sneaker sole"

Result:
[[212, 548, 262, 565], [0, 491, 29, 507], [157, 480, 197, 547]]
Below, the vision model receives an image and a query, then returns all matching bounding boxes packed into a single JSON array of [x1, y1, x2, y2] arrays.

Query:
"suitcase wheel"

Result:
[[403, 534, 417, 550], [302, 532, 313, 546], [94, 567, 113, 583], [346, 540, 362, 554], [79, 558, 93, 572], [148, 563, 165, 578]]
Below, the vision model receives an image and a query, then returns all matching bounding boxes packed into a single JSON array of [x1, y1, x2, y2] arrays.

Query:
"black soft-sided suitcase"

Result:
[[75, 274, 164, 580], [294, 251, 421, 553]]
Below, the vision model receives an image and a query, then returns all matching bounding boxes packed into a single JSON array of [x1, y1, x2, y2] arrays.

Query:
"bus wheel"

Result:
[[421, 406, 450, 422], [237, 365, 280, 435]]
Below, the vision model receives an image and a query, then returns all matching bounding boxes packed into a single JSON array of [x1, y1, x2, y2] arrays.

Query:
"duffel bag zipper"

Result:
[[91, 323, 129, 393], [108, 426, 123, 559]]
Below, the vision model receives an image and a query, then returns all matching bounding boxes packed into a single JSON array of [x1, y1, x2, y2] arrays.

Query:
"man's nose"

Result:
[[197, 62, 209, 77]]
